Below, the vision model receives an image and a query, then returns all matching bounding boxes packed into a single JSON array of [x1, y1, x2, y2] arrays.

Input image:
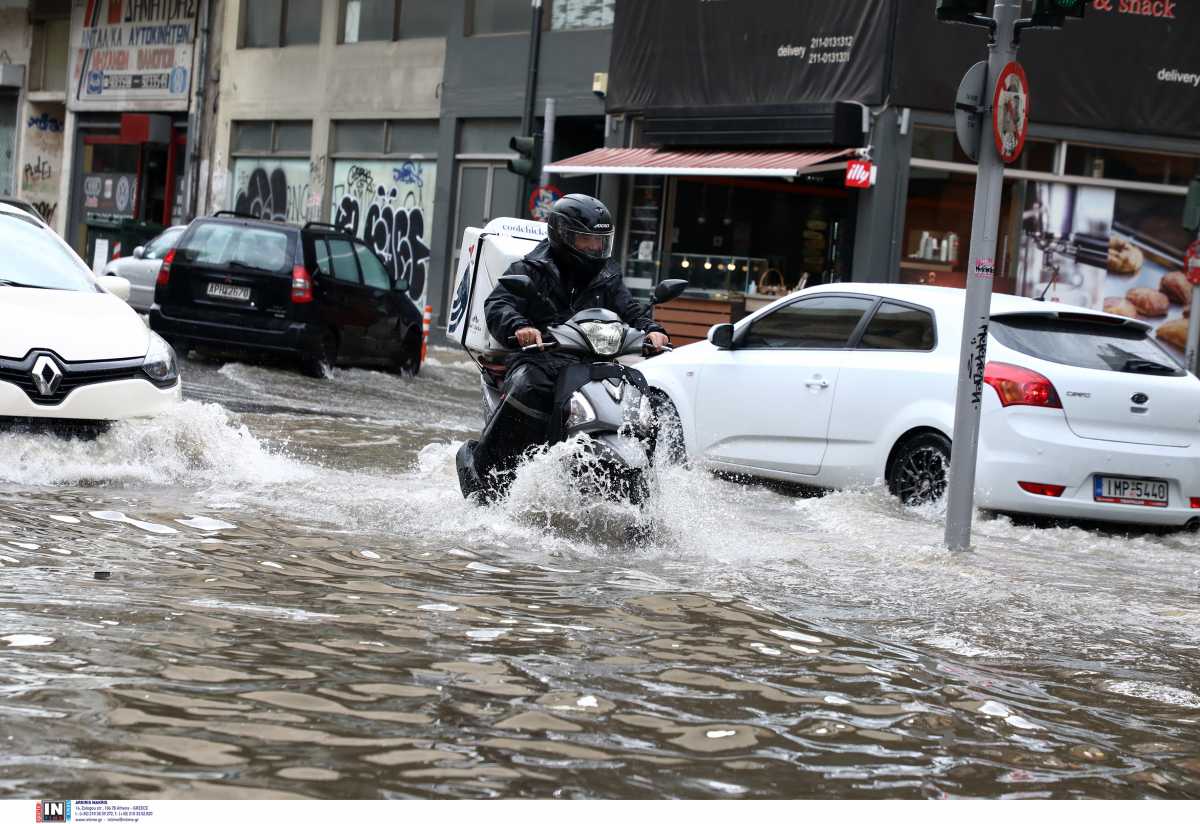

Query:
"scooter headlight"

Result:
[[566, 391, 597, 430], [142, 332, 179, 384], [578, 321, 624, 357]]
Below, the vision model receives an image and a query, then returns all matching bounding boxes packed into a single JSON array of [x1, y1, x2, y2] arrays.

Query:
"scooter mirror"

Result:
[[499, 274, 535, 298], [653, 279, 689, 305]]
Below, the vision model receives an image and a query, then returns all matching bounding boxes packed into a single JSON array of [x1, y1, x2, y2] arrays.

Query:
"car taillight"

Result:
[[1018, 481, 1066, 497], [1190, 498, 1200, 509], [156, 248, 175, 286], [984, 362, 1062, 409], [291, 264, 313, 303]]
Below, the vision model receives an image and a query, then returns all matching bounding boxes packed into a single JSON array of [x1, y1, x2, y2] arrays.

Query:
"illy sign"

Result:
[[845, 160, 876, 189]]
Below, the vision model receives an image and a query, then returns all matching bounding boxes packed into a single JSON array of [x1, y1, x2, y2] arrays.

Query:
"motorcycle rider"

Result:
[[458, 194, 670, 499]]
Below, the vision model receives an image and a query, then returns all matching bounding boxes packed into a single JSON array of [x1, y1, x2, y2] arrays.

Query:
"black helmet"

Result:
[[546, 194, 615, 277]]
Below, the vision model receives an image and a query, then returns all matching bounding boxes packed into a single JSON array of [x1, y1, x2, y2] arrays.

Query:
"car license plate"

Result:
[[1093, 475, 1169, 507], [206, 282, 251, 302]]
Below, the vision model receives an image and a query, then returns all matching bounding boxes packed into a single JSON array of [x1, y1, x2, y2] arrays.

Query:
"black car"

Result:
[[149, 212, 423, 378]]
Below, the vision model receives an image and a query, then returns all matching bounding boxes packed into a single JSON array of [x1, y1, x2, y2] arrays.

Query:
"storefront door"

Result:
[[75, 128, 183, 265]]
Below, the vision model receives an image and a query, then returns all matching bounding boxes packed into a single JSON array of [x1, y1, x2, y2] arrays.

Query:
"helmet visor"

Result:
[[560, 227, 614, 260]]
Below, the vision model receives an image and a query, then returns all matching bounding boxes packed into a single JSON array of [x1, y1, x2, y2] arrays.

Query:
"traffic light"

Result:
[[507, 134, 543, 183], [1032, 0, 1086, 21], [936, 0, 989, 24]]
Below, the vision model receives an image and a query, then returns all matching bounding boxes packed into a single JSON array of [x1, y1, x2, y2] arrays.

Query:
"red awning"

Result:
[[544, 147, 854, 178]]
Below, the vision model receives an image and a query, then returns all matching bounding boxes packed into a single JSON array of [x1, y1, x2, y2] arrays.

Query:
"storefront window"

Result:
[[622, 176, 663, 291], [1064, 145, 1200, 188], [667, 176, 851, 298], [911, 126, 1055, 172], [900, 170, 1024, 294]]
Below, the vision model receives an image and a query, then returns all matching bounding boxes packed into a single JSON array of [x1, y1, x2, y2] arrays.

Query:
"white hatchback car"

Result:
[[640, 283, 1200, 529], [0, 203, 181, 429]]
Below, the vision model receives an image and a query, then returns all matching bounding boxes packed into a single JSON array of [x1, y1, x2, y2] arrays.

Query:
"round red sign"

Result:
[[993, 61, 1030, 165], [529, 185, 563, 222], [1186, 239, 1200, 286]]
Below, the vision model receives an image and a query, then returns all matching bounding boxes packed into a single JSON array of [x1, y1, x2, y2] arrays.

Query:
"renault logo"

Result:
[[31, 355, 63, 397], [1131, 392, 1149, 406]]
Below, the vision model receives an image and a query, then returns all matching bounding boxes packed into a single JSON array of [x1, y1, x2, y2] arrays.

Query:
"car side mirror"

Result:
[[132, 246, 146, 259], [98, 275, 131, 302], [709, 323, 734, 349], [498, 274, 535, 298], [652, 278, 689, 306]]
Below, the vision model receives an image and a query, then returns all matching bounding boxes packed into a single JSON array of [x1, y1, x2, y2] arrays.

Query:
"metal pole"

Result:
[[943, 0, 1021, 552], [540, 97, 556, 188], [1187, 276, 1200, 375], [182, 0, 211, 222], [516, 0, 544, 216]]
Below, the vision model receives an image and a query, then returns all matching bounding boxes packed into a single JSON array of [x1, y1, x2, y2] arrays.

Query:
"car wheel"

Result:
[[301, 332, 338, 379], [391, 334, 421, 377], [649, 392, 687, 466], [887, 431, 951, 506]]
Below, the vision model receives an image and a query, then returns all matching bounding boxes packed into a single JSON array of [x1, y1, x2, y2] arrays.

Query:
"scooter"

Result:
[[456, 276, 689, 505]]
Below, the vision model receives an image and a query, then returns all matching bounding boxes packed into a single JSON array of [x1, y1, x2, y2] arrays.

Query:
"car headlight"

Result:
[[143, 332, 179, 384], [565, 391, 597, 430], [578, 321, 623, 357]]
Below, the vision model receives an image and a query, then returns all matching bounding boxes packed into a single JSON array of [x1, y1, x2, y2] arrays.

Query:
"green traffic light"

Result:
[[1032, 0, 1085, 18]]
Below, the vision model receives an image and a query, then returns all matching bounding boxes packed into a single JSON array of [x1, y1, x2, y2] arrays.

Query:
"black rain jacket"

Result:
[[485, 240, 666, 344]]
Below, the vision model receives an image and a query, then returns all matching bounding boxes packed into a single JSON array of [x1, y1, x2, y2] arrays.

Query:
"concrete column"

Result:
[[851, 107, 913, 283]]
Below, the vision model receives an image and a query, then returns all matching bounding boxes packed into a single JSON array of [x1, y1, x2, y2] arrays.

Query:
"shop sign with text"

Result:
[[69, 0, 197, 110]]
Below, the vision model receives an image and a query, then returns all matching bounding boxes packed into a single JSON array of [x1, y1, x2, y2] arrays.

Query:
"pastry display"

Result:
[[1102, 297, 1139, 319], [1125, 287, 1169, 317], [1156, 318, 1189, 350], [1108, 235, 1144, 274], [1159, 270, 1191, 305]]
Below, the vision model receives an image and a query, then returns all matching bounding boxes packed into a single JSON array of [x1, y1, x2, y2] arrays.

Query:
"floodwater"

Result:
[[1, 348, 1198, 799]]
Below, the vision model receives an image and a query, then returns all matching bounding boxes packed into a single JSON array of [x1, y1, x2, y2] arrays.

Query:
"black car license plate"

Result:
[[206, 282, 251, 302]]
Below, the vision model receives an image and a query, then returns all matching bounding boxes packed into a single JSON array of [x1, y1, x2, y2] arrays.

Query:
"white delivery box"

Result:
[[447, 218, 546, 358]]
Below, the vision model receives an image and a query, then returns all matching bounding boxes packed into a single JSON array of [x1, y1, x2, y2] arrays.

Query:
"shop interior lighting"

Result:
[[728, 262, 737, 271], [680, 258, 690, 268], [704, 259, 713, 270]]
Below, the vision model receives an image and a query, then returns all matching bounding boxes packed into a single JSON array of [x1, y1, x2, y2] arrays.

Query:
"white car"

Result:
[[640, 283, 1200, 529], [101, 225, 186, 312], [0, 203, 181, 429]]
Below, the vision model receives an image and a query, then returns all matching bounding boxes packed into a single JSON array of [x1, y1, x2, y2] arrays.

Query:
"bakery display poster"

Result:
[[1017, 182, 1194, 360]]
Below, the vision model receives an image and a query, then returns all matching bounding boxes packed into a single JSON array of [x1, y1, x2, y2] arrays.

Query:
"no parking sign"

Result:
[[529, 185, 562, 222]]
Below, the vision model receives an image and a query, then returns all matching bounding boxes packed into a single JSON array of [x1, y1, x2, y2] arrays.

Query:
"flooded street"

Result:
[[2, 349, 1199, 799]]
